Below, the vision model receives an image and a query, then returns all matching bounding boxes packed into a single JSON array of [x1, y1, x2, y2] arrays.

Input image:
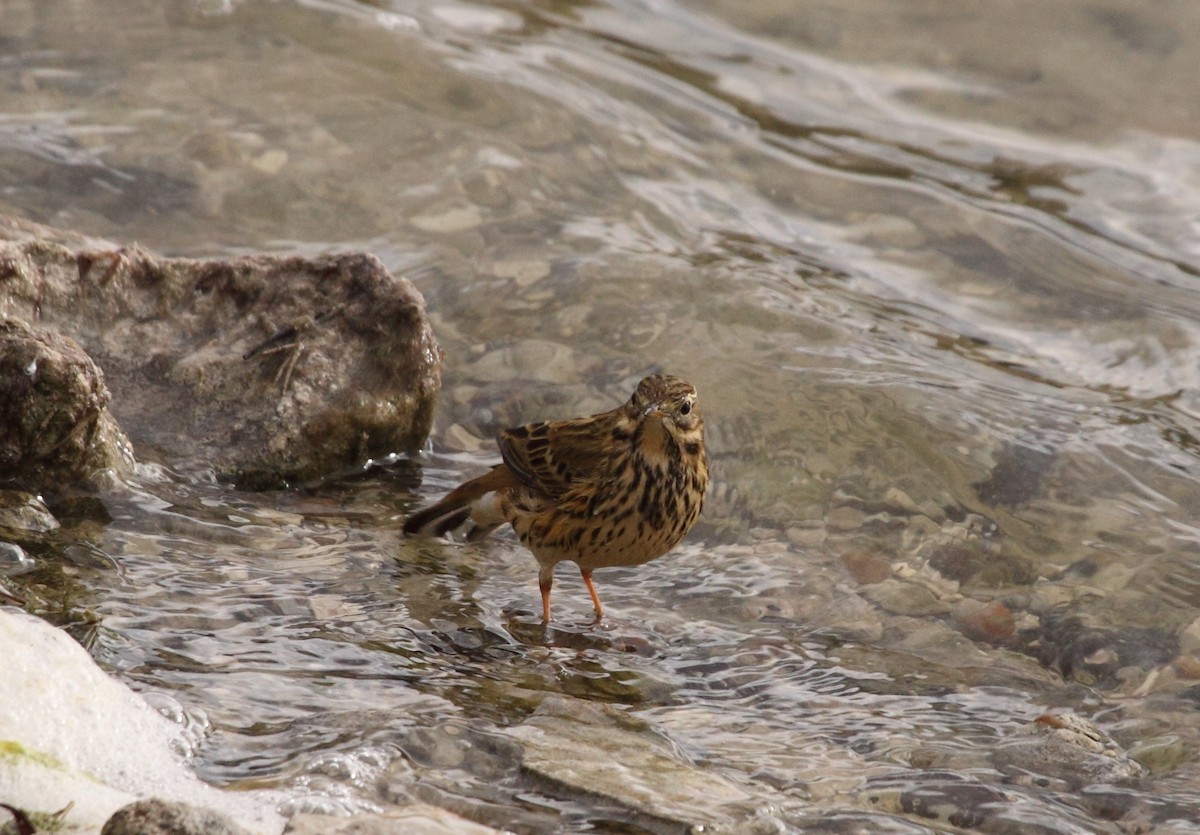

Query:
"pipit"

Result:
[[403, 374, 708, 621]]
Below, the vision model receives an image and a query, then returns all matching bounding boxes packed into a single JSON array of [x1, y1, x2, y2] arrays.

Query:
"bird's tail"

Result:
[[402, 464, 517, 540]]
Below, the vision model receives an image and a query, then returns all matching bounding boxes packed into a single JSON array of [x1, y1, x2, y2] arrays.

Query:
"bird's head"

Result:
[[627, 374, 705, 456]]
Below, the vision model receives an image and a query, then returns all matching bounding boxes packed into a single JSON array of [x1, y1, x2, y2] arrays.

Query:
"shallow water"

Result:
[[5, 0, 1200, 830]]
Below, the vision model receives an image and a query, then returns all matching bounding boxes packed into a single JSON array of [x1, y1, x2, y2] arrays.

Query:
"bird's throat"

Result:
[[638, 417, 674, 468]]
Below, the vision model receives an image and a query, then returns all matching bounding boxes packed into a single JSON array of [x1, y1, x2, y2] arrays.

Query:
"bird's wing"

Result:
[[497, 412, 618, 498]]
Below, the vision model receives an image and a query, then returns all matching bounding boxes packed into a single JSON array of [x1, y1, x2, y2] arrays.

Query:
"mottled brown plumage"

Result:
[[403, 374, 708, 620]]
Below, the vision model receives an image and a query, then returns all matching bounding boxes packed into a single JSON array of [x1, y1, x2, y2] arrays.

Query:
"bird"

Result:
[[403, 374, 709, 621]]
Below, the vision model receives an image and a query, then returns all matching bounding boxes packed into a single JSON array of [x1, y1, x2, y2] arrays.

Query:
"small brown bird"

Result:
[[403, 374, 708, 621]]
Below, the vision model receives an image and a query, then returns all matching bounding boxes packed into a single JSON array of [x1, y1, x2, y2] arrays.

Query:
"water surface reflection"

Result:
[[6, 0, 1200, 830]]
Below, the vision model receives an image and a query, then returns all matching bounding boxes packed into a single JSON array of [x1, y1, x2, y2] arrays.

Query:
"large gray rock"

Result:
[[0, 214, 441, 488], [0, 609, 284, 834]]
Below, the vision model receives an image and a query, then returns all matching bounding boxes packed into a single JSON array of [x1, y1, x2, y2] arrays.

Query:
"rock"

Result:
[[0, 215, 441, 487], [1127, 734, 1189, 774], [1026, 609, 1178, 685], [863, 770, 1014, 830], [284, 806, 501, 835], [0, 318, 134, 489], [102, 799, 252, 835], [841, 549, 891, 585], [1177, 614, 1200, 656], [506, 695, 760, 830], [861, 578, 952, 617], [0, 490, 59, 540], [952, 599, 1016, 644], [992, 712, 1148, 788], [0, 609, 284, 834]]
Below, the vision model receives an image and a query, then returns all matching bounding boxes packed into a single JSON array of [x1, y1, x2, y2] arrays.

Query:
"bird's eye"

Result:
[[679, 401, 692, 416]]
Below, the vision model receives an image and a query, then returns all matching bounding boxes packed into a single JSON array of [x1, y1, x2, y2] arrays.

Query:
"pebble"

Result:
[[249, 149, 288, 176], [951, 599, 1015, 644], [505, 695, 762, 829], [992, 712, 1147, 788], [491, 258, 550, 287], [284, 806, 501, 835], [410, 205, 482, 233], [1177, 614, 1200, 655], [441, 423, 487, 453], [1172, 655, 1200, 679], [841, 550, 891, 585], [467, 339, 578, 384], [1127, 734, 1188, 774], [102, 800, 250, 835], [862, 579, 952, 617], [785, 525, 826, 548], [825, 505, 869, 532]]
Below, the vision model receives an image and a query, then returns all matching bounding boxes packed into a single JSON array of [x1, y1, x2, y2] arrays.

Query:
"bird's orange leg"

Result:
[[539, 571, 553, 622], [580, 568, 604, 619]]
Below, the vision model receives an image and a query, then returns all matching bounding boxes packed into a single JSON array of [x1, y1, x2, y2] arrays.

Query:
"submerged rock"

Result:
[[992, 711, 1148, 789], [506, 695, 765, 831], [0, 214, 441, 488], [284, 807, 501, 835]]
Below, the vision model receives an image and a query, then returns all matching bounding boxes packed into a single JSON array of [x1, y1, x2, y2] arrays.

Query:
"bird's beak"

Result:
[[643, 403, 665, 419]]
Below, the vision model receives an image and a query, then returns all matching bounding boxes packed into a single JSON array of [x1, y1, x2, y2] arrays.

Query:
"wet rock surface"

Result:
[[506, 695, 766, 831], [0, 317, 133, 489], [0, 214, 441, 487], [0, 609, 283, 834], [992, 712, 1148, 789]]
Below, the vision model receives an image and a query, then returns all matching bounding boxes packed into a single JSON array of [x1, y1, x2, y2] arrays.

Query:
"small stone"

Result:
[[1178, 615, 1200, 655], [803, 452, 837, 479], [249, 149, 288, 176], [927, 543, 984, 582], [841, 550, 891, 585], [410, 205, 482, 233], [862, 579, 952, 616], [102, 799, 251, 835], [468, 339, 577, 385], [285, 806, 502, 834], [883, 487, 918, 513], [952, 599, 1015, 644], [308, 594, 362, 621], [492, 259, 550, 287], [916, 500, 947, 523], [1173, 655, 1200, 679], [506, 695, 760, 829], [441, 423, 487, 453], [825, 506, 868, 532], [992, 712, 1147, 787], [785, 525, 826, 548], [1127, 735, 1189, 773]]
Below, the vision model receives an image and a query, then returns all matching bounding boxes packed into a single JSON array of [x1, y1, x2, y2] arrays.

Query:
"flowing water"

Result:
[[5, 0, 1200, 831]]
